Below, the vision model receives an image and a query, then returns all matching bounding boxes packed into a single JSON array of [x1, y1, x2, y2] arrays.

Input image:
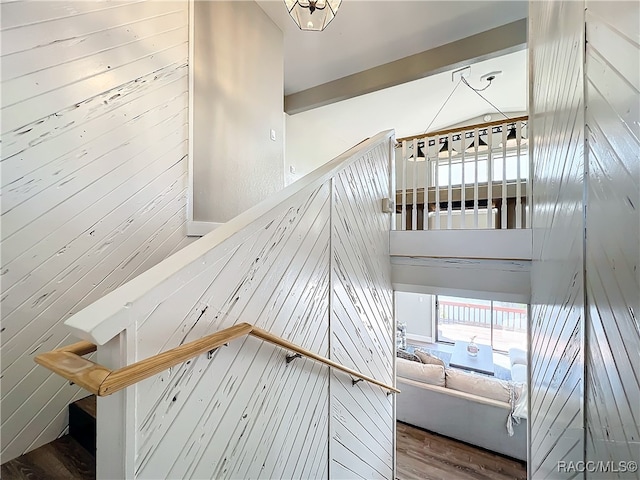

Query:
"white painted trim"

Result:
[[186, 221, 223, 237], [406, 333, 433, 344], [96, 331, 135, 479], [65, 131, 395, 345], [392, 257, 531, 303], [391, 284, 397, 480], [389, 137, 396, 231], [431, 297, 437, 340], [390, 229, 533, 260], [187, 0, 195, 222], [393, 281, 530, 304]]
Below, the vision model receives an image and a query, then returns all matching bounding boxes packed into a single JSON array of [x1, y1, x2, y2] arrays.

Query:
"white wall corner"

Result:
[[187, 221, 223, 237], [187, 0, 195, 222]]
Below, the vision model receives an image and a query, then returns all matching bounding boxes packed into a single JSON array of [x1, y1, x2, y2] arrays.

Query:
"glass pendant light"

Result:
[[285, 0, 341, 31]]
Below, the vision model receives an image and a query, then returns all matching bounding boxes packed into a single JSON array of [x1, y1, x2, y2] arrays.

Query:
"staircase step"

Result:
[[69, 395, 96, 457], [0, 435, 95, 480]]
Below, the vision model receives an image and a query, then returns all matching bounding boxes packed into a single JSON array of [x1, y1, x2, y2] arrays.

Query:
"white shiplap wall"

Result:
[[76, 133, 394, 479], [530, 1, 640, 477], [330, 149, 394, 479], [133, 181, 333, 479], [0, 0, 190, 463], [529, 1, 586, 477], [584, 1, 640, 474]]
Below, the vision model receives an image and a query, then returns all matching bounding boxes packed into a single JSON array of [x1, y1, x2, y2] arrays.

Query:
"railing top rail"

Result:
[[396, 115, 528, 145], [35, 322, 400, 396], [64, 130, 395, 346]]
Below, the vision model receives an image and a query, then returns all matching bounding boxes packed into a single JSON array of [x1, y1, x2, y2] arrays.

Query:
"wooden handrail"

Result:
[[35, 323, 399, 396], [396, 115, 528, 145]]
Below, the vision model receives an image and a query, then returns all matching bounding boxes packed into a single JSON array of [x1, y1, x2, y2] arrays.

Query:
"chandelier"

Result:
[[285, 0, 342, 31]]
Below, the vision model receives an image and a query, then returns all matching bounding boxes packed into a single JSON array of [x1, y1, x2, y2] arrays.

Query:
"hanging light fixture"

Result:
[[466, 134, 489, 152], [437, 138, 458, 159], [503, 125, 529, 147], [285, 0, 342, 31], [408, 142, 427, 162]]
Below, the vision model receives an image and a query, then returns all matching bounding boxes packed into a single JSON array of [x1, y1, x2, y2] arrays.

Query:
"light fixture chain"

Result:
[[461, 77, 511, 121], [422, 78, 463, 135]]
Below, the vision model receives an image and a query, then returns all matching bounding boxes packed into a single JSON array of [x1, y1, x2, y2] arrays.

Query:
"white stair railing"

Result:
[[396, 116, 529, 231]]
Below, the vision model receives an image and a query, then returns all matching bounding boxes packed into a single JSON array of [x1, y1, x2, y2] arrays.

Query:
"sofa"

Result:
[[396, 353, 527, 461], [509, 347, 528, 383]]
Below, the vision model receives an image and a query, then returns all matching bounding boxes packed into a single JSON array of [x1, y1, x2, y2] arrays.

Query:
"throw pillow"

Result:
[[445, 368, 511, 403], [397, 357, 445, 387], [414, 350, 446, 367], [396, 349, 422, 363]]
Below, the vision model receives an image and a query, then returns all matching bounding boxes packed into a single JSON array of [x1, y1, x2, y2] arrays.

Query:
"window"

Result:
[[432, 151, 529, 188], [436, 295, 527, 352]]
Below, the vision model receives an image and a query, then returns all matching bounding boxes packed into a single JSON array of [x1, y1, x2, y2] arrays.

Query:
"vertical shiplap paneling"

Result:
[[331, 144, 394, 479], [584, 1, 640, 476], [0, 0, 189, 463], [119, 133, 395, 479], [529, 1, 586, 477]]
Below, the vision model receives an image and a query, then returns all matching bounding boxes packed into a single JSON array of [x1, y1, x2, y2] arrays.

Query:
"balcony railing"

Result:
[[437, 299, 527, 352], [395, 116, 529, 231], [439, 300, 527, 331]]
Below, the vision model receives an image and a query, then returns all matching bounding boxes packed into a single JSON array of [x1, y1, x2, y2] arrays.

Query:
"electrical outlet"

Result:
[[452, 66, 471, 83]]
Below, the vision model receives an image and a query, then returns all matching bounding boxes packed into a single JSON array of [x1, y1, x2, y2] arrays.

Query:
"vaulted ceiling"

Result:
[[256, 0, 528, 95], [257, 0, 528, 149]]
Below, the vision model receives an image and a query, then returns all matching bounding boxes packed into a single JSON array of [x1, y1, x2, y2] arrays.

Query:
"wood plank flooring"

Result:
[[2, 419, 523, 480], [0, 436, 95, 480], [396, 421, 526, 480]]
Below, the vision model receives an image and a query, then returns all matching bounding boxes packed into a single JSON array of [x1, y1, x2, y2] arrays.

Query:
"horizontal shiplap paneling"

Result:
[[584, 2, 640, 476], [529, 1, 586, 477], [0, 0, 189, 463]]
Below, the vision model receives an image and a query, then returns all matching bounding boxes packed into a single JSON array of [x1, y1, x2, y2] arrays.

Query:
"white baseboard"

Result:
[[187, 221, 223, 237], [407, 334, 433, 344]]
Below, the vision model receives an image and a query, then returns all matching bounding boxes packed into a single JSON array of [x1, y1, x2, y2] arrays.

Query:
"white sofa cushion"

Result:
[[414, 350, 445, 367], [509, 348, 527, 366], [511, 363, 527, 383], [397, 357, 445, 386], [445, 368, 511, 403]]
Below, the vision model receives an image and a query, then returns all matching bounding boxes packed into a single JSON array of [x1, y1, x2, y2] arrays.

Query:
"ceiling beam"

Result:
[[285, 18, 527, 115]]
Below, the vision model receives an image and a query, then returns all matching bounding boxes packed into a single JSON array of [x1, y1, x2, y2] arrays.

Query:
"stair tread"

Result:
[[1, 436, 95, 480], [72, 395, 96, 419]]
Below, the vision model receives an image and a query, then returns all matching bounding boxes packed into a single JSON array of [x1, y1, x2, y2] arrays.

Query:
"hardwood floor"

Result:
[[396, 422, 526, 480], [2, 418, 522, 480], [0, 436, 95, 480]]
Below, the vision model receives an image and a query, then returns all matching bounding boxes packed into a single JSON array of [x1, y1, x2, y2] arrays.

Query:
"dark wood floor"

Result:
[[396, 422, 527, 480], [1, 436, 95, 480], [3, 420, 523, 480]]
